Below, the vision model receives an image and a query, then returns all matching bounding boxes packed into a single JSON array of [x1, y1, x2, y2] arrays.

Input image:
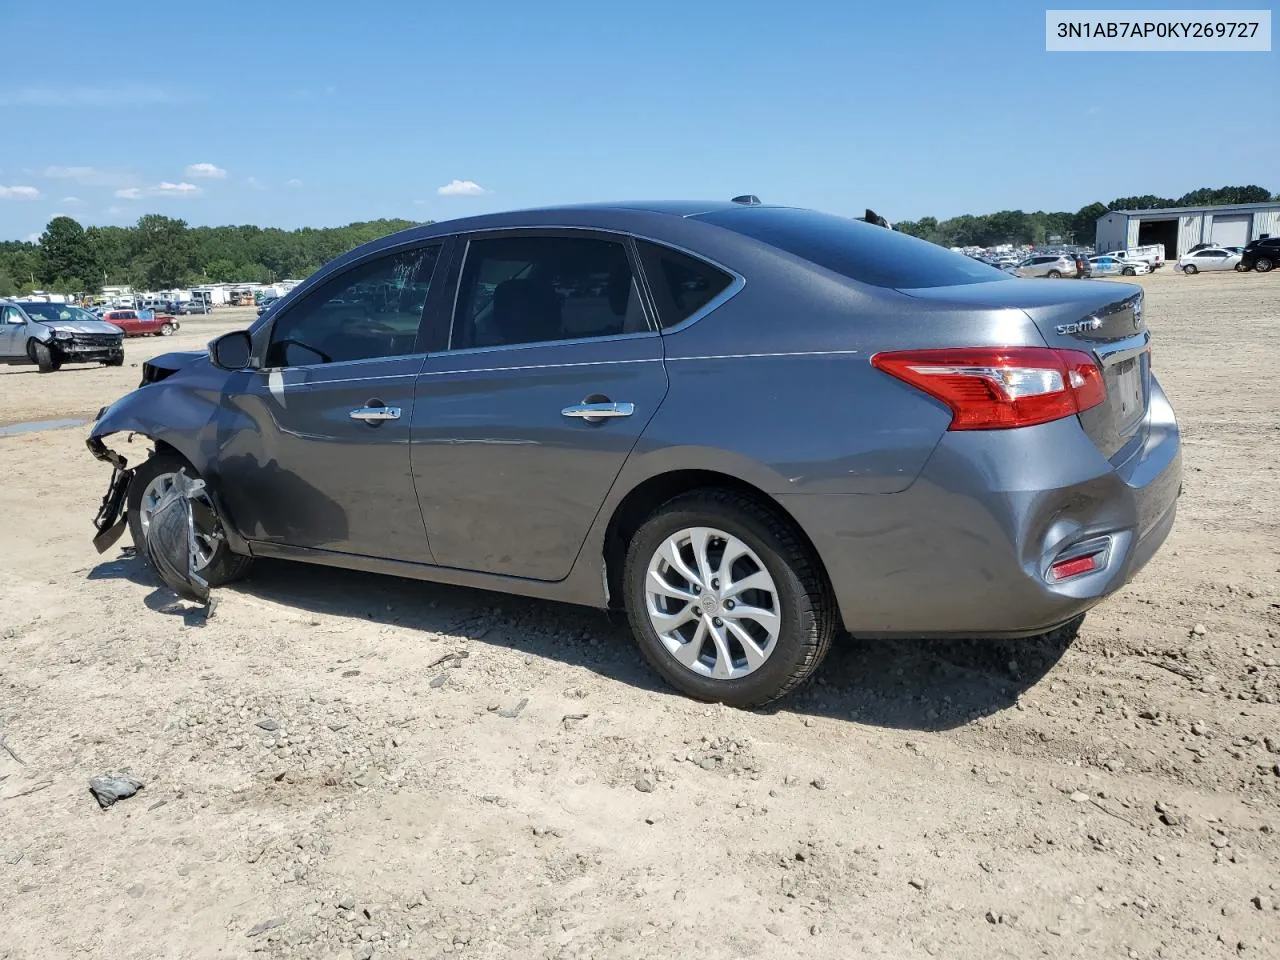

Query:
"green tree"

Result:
[[133, 214, 194, 289], [1176, 185, 1272, 206], [1108, 194, 1176, 211], [0, 265, 16, 297], [39, 217, 100, 293], [1071, 202, 1109, 245]]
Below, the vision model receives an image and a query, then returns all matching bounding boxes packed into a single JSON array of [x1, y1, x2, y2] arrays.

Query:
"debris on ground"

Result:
[[88, 775, 144, 810]]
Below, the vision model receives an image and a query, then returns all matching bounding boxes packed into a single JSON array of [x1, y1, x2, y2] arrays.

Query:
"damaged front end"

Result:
[[88, 435, 134, 554], [86, 344, 247, 559]]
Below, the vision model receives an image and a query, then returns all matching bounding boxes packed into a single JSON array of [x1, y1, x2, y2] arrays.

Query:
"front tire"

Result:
[[623, 490, 836, 708], [160, 323, 175, 336], [1255, 257, 1274, 273], [127, 452, 252, 587], [1122, 266, 1136, 276], [29, 340, 61, 373], [1182, 264, 1197, 275]]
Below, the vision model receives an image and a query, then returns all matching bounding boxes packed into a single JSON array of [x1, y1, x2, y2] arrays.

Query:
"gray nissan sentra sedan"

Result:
[[87, 201, 1181, 707]]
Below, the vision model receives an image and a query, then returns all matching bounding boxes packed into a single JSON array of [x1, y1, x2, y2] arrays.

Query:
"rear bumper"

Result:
[[780, 376, 1182, 638]]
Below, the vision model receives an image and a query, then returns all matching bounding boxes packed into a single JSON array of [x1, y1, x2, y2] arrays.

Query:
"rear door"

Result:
[[410, 229, 667, 581], [215, 240, 447, 562]]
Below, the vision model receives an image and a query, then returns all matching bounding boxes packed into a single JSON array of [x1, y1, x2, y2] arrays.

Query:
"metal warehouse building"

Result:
[[1095, 201, 1280, 259]]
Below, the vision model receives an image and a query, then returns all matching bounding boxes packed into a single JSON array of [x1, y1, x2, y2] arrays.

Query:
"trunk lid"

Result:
[[898, 278, 1150, 463]]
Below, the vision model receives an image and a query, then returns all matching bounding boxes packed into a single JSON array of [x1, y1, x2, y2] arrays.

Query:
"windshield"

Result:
[[694, 206, 1010, 289], [17, 302, 100, 324]]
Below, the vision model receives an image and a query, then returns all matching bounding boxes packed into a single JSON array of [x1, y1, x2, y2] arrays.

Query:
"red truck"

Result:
[[101, 309, 180, 338]]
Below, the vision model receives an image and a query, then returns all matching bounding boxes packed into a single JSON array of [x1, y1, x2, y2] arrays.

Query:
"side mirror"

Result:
[[209, 330, 253, 370]]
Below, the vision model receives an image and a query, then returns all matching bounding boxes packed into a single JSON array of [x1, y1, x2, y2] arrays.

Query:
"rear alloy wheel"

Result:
[[1255, 257, 1274, 273], [624, 490, 836, 708], [1047, 270, 1061, 278], [1183, 264, 1198, 275]]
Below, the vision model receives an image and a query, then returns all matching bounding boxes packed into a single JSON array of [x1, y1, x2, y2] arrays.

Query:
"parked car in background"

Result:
[[1104, 245, 1166, 270], [102, 308, 180, 336], [1089, 255, 1149, 277], [175, 300, 212, 315], [1015, 254, 1080, 278], [0, 299, 124, 372], [1072, 254, 1092, 279], [1239, 237, 1279, 272], [256, 295, 280, 316], [86, 200, 1182, 707], [1176, 248, 1242, 274]]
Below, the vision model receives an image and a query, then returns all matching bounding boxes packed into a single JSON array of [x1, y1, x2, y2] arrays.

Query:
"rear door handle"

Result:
[[561, 402, 635, 421], [349, 405, 401, 422]]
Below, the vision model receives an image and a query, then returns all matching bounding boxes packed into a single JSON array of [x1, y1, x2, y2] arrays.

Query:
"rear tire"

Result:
[[126, 452, 253, 588], [623, 489, 837, 708], [1255, 257, 1274, 273], [1047, 270, 1061, 278], [1183, 264, 1198, 275], [29, 340, 61, 373]]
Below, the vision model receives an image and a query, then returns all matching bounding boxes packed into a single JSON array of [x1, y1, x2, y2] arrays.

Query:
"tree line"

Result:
[[1, 184, 1274, 297], [0, 215, 424, 298], [895, 184, 1274, 249]]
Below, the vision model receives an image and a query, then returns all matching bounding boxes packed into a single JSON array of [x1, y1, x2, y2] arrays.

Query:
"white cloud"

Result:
[[285, 178, 303, 188], [115, 182, 201, 200], [437, 179, 488, 197], [155, 181, 200, 196], [245, 176, 267, 190], [61, 195, 82, 203], [24, 233, 40, 244], [0, 87, 178, 107], [185, 162, 226, 179], [105, 206, 125, 215], [0, 185, 40, 199]]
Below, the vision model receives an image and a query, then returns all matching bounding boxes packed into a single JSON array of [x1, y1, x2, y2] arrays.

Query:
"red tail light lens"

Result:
[[871, 347, 1105, 431]]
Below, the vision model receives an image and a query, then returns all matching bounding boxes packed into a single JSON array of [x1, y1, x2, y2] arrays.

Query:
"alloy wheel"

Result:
[[137, 472, 217, 570], [644, 526, 781, 680]]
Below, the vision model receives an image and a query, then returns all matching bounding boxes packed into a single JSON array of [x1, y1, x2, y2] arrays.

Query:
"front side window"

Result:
[[266, 244, 440, 366], [634, 240, 734, 329], [451, 235, 649, 350]]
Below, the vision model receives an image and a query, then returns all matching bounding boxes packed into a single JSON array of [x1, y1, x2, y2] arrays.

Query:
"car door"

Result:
[[1200, 250, 1228, 271], [214, 239, 447, 562], [410, 229, 667, 581], [0, 305, 27, 357]]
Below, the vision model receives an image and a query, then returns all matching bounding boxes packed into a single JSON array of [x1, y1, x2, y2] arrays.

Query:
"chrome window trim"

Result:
[[629, 236, 747, 335], [438, 329, 661, 359]]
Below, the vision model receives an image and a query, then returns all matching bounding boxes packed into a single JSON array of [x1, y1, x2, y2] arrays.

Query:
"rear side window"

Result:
[[635, 240, 734, 329], [694, 207, 1008, 289]]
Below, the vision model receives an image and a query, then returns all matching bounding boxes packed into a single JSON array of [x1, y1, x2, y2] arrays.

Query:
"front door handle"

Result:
[[349, 405, 401, 423], [561, 401, 635, 422]]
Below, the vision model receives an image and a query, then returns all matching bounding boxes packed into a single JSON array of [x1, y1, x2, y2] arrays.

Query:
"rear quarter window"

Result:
[[634, 240, 735, 328], [693, 207, 1008, 289]]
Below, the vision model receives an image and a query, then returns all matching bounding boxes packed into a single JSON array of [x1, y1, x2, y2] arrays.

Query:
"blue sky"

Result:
[[0, 0, 1274, 240]]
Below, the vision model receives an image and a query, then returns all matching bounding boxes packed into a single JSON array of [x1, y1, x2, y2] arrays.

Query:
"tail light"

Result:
[[871, 347, 1105, 430]]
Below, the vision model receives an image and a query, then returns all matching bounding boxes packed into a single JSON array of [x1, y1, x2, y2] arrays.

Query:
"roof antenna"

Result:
[[731, 195, 761, 206]]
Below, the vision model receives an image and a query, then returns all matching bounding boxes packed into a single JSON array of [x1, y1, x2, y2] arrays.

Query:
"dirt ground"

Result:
[[2, 274, 1278, 960]]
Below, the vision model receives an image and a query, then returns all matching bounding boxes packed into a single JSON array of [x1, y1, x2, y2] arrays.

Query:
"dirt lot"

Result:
[[2, 275, 1278, 960]]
